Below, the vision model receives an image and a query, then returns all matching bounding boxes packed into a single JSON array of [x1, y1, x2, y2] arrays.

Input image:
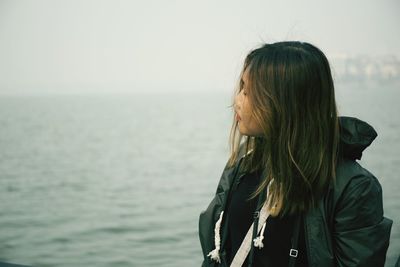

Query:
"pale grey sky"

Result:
[[0, 0, 399, 94]]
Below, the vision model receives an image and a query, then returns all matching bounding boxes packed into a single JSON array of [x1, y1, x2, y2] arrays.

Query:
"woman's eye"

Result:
[[243, 90, 247, 96]]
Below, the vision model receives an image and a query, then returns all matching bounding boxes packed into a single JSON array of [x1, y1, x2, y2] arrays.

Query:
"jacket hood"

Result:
[[338, 116, 377, 160]]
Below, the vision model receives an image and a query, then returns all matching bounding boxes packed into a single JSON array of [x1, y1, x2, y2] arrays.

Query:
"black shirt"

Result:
[[225, 169, 309, 267]]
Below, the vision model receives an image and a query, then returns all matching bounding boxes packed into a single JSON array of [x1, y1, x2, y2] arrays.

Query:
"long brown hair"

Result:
[[227, 41, 340, 217]]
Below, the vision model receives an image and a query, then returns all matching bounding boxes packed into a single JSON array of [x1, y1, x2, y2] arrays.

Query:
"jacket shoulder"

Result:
[[330, 159, 392, 267], [333, 158, 380, 211], [305, 158, 392, 267]]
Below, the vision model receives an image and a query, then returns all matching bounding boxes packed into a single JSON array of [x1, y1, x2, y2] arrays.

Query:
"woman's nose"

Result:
[[233, 101, 238, 111]]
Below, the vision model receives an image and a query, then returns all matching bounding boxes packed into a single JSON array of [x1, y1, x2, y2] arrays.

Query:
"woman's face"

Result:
[[234, 67, 263, 137]]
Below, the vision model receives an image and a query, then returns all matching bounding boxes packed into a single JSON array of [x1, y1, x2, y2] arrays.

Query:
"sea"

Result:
[[0, 82, 399, 267]]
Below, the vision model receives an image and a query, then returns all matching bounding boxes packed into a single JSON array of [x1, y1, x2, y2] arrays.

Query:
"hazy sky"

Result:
[[0, 0, 399, 94]]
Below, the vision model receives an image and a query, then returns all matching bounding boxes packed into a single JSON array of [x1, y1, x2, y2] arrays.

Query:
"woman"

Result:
[[198, 41, 392, 267]]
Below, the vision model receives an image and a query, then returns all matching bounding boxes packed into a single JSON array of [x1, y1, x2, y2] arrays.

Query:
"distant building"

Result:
[[329, 54, 400, 84]]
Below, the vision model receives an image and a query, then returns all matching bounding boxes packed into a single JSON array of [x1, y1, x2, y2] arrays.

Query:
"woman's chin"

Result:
[[238, 127, 250, 136]]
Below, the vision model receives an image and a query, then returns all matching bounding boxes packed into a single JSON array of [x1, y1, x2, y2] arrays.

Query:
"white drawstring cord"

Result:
[[253, 180, 272, 250], [253, 221, 267, 248], [207, 211, 224, 263]]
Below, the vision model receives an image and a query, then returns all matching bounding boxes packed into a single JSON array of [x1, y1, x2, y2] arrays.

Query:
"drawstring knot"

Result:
[[253, 221, 267, 248]]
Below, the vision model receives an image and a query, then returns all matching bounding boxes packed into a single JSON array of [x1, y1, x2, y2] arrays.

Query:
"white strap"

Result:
[[230, 200, 270, 267]]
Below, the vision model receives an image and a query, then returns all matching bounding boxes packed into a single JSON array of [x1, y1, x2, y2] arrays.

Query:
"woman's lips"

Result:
[[236, 113, 241, 121]]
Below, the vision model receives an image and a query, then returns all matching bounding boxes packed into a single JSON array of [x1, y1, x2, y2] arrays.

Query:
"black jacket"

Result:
[[198, 116, 393, 267]]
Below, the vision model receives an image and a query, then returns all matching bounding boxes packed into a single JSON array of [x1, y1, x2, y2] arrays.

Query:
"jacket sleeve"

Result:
[[333, 173, 393, 267], [199, 159, 238, 267]]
